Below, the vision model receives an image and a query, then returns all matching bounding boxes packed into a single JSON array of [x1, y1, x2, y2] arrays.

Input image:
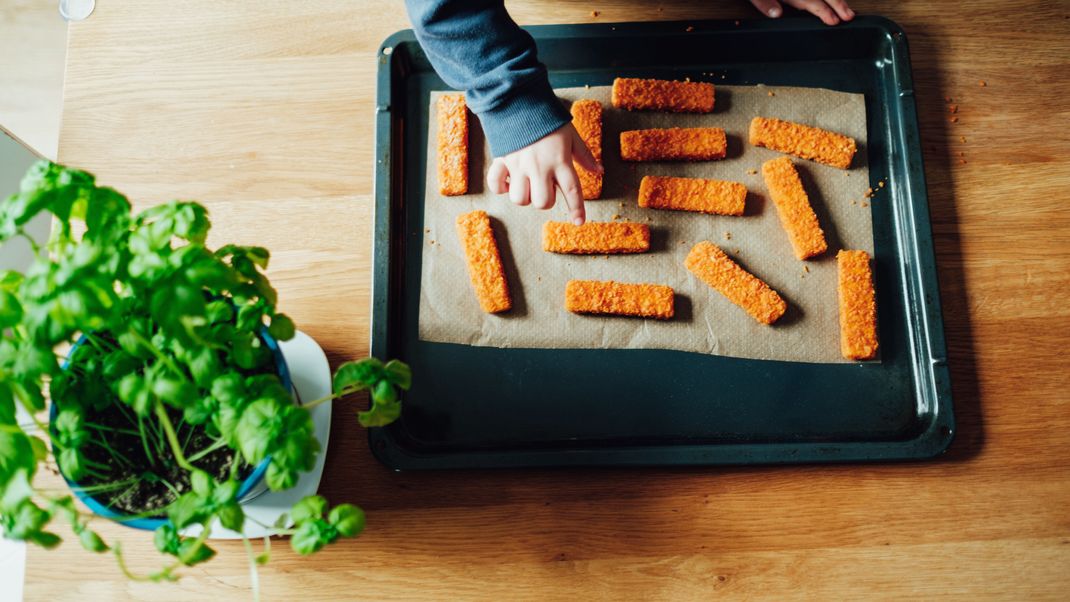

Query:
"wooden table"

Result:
[[25, 1, 1070, 599]]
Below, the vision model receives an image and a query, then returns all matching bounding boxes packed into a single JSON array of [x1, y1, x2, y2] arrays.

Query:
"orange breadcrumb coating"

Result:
[[837, 250, 879, 360], [437, 94, 468, 195], [638, 175, 746, 215], [749, 117, 856, 169], [620, 128, 726, 162], [684, 241, 786, 325], [455, 210, 511, 313], [761, 157, 828, 260], [542, 221, 649, 254], [611, 77, 715, 113], [565, 280, 674, 319], [570, 100, 603, 199]]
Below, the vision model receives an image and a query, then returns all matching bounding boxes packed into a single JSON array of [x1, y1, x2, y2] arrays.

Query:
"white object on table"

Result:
[[0, 527, 26, 602], [58, 0, 95, 21]]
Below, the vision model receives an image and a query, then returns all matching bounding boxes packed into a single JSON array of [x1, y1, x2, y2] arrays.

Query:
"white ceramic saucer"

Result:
[[183, 330, 333, 540]]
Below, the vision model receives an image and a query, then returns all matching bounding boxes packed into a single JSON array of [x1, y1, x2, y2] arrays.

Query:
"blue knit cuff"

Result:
[[476, 78, 572, 157]]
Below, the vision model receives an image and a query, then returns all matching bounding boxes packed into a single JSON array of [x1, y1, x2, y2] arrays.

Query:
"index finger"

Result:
[[555, 165, 586, 226]]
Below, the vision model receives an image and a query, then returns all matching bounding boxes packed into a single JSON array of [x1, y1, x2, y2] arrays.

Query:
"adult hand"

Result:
[[748, 0, 855, 26]]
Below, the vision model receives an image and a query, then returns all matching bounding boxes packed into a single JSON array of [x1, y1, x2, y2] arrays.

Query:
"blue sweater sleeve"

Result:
[[405, 0, 571, 157]]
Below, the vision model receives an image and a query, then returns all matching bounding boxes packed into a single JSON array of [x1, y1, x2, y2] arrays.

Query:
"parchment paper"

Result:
[[418, 84, 872, 364]]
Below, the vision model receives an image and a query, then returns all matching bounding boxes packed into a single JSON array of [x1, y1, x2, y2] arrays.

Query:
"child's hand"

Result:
[[748, 0, 855, 25], [487, 124, 603, 226]]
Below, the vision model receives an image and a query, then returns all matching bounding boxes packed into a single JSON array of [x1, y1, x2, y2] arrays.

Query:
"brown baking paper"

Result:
[[418, 84, 872, 364]]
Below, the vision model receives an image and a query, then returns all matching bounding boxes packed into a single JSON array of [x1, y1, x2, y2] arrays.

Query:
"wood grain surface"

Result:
[[23, 1, 1070, 600]]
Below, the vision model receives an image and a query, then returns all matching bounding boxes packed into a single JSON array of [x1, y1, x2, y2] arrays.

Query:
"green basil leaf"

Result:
[[178, 538, 216, 566], [265, 461, 298, 492], [102, 349, 140, 381], [79, 528, 109, 553], [371, 379, 397, 406], [267, 314, 295, 341], [29, 531, 62, 549], [167, 492, 207, 530], [217, 502, 244, 532], [57, 447, 85, 480], [235, 399, 280, 464], [154, 523, 181, 555], [328, 504, 365, 538], [0, 385, 15, 424], [0, 468, 34, 511], [332, 358, 384, 394], [357, 398, 402, 428], [190, 470, 213, 497], [0, 290, 22, 329], [382, 359, 412, 390], [151, 374, 197, 409], [290, 495, 327, 524], [290, 520, 332, 556]]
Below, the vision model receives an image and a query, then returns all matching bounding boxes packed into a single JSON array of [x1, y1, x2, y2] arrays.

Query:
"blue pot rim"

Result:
[[54, 328, 291, 531]]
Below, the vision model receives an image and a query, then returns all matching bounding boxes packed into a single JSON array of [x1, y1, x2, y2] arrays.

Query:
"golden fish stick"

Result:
[[437, 94, 468, 195], [565, 280, 674, 320], [611, 77, 715, 113], [570, 100, 603, 200], [761, 156, 828, 260], [620, 127, 726, 162], [837, 250, 879, 360], [684, 242, 787, 325], [455, 210, 511, 313], [749, 116, 856, 169], [542, 221, 649, 254], [638, 175, 746, 216]]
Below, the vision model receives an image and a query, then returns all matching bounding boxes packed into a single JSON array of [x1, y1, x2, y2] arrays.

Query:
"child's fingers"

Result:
[[529, 172, 555, 210], [749, 0, 783, 18], [785, 0, 840, 25], [509, 173, 531, 206], [555, 165, 586, 226], [487, 158, 509, 194], [570, 129, 603, 174], [824, 0, 854, 20]]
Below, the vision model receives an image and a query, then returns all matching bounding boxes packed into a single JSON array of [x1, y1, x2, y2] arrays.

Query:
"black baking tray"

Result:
[[369, 17, 954, 469]]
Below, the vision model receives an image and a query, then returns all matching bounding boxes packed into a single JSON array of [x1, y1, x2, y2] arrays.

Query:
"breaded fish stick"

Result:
[[611, 77, 715, 113], [565, 280, 674, 319], [638, 175, 746, 216], [684, 242, 787, 325], [620, 127, 726, 162], [455, 210, 511, 313], [837, 250, 879, 360], [749, 117, 856, 169], [437, 94, 468, 195], [761, 156, 828, 260], [570, 100, 603, 199], [543, 221, 650, 254]]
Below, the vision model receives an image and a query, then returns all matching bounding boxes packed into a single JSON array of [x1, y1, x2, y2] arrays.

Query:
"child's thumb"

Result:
[[570, 129, 603, 174]]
